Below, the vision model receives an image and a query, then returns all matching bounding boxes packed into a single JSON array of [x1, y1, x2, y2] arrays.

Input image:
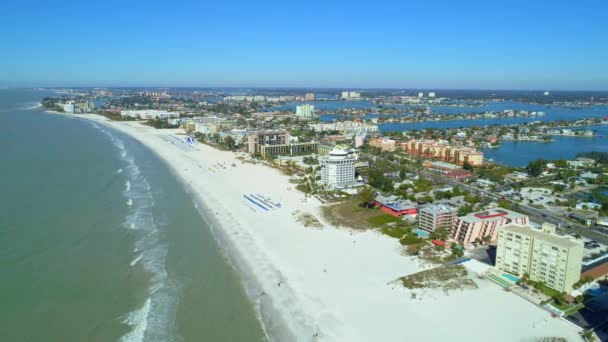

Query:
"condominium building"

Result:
[[354, 131, 367, 148], [340, 91, 361, 99], [450, 208, 529, 245], [418, 204, 456, 232], [495, 223, 584, 293], [259, 142, 319, 158], [247, 130, 290, 155], [401, 139, 484, 166], [320, 148, 356, 189], [295, 104, 316, 117], [305, 93, 315, 101]]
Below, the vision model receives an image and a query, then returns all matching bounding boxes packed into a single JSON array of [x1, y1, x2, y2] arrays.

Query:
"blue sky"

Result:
[[1, 0, 607, 89]]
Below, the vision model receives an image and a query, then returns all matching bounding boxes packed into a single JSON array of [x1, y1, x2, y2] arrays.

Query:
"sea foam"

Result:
[[91, 123, 176, 342], [120, 297, 151, 342]]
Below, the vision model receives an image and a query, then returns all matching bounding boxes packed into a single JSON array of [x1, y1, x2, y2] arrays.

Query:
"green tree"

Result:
[[554, 159, 568, 168], [526, 159, 546, 177], [223, 136, 236, 150], [358, 186, 377, 204]]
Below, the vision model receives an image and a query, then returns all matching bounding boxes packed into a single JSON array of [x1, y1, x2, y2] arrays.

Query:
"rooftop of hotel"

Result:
[[500, 224, 583, 249], [459, 208, 527, 223]]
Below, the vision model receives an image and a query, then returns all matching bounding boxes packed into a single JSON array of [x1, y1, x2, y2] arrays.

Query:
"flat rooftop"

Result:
[[420, 204, 455, 215], [375, 195, 416, 211], [429, 161, 461, 170], [500, 224, 582, 249], [459, 208, 526, 223]]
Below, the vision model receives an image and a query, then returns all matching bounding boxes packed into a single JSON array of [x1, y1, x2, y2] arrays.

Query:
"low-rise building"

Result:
[[495, 223, 584, 293], [418, 204, 456, 232], [451, 209, 529, 245], [369, 138, 396, 152], [476, 179, 495, 188], [425, 161, 473, 179], [375, 195, 418, 217]]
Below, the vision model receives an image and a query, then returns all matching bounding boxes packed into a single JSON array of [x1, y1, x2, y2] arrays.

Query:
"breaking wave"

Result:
[[91, 123, 178, 342]]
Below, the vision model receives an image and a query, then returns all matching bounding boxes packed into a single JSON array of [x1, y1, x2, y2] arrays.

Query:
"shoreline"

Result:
[[79, 114, 311, 341], [75, 113, 583, 342]]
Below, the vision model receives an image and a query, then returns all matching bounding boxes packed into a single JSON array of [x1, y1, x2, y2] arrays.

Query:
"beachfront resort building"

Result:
[[401, 139, 484, 166], [295, 104, 316, 117], [450, 209, 529, 246], [319, 148, 356, 189], [495, 223, 584, 293], [305, 93, 315, 101], [120, 110, 180, 120], [248, 130, 290, 155], [418, 204, 456, 232], [259, 142, 319, 158]]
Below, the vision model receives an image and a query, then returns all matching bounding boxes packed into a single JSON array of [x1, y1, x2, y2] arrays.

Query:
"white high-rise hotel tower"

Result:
[[320, 148, 356, 189]]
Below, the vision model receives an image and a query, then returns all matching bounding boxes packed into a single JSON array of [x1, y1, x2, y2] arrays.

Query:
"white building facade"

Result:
[[495, 223, 583, 293], [320, 148, 356, 189]]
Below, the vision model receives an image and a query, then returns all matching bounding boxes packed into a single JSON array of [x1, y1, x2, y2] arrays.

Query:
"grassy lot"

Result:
[[369, 214, 401, 227], [400, 234, 423, 245], [380, 226, 406, 239], [321, 196, 400, 230]]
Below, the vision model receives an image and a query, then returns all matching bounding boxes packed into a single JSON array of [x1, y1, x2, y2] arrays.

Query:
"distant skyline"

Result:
[[1, 0, 607, 90]]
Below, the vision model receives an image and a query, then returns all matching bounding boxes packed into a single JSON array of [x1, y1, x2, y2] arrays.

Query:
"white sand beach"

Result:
[[80, 114, 583, 342]]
